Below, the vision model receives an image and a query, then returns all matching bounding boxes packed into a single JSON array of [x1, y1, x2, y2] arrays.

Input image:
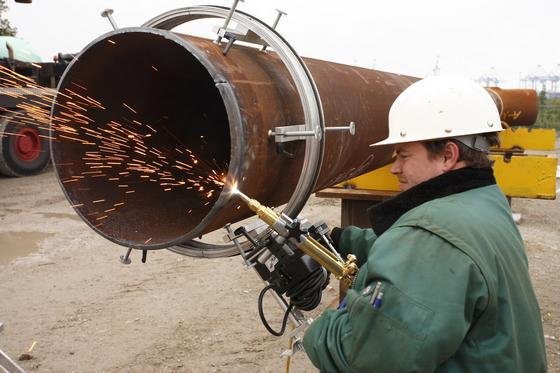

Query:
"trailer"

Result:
[[0, 37, 70, 176]]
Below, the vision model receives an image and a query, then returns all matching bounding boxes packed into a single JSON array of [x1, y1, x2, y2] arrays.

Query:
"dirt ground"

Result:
[[0, 165, 559, 372]]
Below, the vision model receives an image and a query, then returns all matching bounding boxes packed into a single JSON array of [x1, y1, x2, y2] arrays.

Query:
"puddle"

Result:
[[0, 231, 55, 265]]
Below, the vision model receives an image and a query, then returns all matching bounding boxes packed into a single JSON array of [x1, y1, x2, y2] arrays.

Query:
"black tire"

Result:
[[0, 110, 50, 177]]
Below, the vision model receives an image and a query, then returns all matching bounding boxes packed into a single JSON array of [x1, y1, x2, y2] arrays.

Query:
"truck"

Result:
[[0, 35, 71, 176]]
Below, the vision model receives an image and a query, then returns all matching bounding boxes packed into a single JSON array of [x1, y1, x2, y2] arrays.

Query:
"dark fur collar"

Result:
[[367, 167, 496, 235]]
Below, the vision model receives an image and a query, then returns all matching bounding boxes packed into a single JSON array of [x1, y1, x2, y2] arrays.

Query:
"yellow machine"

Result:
[[318, 127, 558, 227]]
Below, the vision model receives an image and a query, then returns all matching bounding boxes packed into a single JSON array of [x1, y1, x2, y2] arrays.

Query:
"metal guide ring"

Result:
[[143, 6, 325, 257]]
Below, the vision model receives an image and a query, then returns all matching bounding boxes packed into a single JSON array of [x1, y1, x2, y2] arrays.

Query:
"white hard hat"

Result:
[[370, 76, 503, 148]]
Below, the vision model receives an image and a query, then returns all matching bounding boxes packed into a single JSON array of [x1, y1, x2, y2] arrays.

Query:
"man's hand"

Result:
[[329, 227, 343, 252], [327, 296, 344, 310]]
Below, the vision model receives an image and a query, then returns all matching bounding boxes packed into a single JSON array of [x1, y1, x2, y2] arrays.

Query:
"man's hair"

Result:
[[423, 132, 500, 168]]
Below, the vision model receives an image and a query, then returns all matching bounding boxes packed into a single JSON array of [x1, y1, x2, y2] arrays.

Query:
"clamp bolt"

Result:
[[101, 8, 119, 30], [262, 9, 287, 51], [324, 121, 356, 135]]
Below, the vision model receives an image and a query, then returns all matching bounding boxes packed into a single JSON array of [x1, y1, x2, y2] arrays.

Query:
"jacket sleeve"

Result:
[[337, 226, 378, 266], [303, 226, 489, 373]]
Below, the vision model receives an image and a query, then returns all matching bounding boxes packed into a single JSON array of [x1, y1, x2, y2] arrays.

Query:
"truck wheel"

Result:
[[0, 111, 50, 177]]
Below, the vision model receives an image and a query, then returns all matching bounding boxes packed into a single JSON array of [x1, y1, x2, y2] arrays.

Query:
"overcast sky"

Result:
[[6, 0, 560, 88]]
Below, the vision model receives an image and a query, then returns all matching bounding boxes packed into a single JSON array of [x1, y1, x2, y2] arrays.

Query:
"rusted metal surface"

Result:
[[486, 87, 538, 126], [50, 28, 537, 249]]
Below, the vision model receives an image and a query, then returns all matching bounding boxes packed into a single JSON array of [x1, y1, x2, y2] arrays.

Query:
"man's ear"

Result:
[[442, 141, 461, 171]]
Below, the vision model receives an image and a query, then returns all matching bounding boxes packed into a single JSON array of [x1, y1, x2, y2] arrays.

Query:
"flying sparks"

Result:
[[0, 64, 229, 226]]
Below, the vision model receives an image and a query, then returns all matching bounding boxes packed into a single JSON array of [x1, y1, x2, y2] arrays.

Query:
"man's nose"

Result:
[[390, 160, 400, 174]]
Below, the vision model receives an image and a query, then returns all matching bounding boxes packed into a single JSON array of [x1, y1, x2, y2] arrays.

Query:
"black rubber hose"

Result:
[[286, 267, 327, 311], [258, 284, 294, 337]]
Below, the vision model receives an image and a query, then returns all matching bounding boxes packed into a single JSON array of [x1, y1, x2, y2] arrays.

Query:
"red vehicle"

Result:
[[0, 37, 71, 176]]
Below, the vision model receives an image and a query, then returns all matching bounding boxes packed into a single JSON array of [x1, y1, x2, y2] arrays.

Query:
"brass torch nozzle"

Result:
[[235, 188, 280, 227]]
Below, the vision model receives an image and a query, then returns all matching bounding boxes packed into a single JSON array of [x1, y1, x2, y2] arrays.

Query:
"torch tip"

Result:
[[226, 181, 251, 203], [234, 188, 251, 203]]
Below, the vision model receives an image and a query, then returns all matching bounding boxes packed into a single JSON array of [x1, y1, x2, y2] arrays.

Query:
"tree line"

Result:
[[0, 0, 16, 36]]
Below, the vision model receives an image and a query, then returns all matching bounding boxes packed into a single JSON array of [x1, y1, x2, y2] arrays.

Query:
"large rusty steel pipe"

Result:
[[51, 27, 411, 250], [50, 8, 538, 253], [486, 87, 538, 126]]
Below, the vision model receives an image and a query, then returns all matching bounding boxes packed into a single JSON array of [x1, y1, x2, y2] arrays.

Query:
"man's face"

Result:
[[390, 141, 446, 191]]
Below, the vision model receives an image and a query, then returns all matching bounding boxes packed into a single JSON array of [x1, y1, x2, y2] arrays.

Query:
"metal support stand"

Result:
[[0, 323, 26, 373], [119, 247, 132, 264]]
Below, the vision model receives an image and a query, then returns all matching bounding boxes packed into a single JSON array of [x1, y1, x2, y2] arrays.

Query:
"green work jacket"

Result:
[[303, 168, 547, 372]]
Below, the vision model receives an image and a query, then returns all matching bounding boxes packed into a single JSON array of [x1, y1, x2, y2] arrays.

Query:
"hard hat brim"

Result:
[[369, 137, 398, 147]]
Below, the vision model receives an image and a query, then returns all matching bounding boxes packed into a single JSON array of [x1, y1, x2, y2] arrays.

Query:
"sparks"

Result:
[[0, 65, 234, 221], [122, 102, 137, 114]]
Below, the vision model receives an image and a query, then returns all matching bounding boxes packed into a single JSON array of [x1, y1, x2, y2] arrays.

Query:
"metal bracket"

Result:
[[280, 338, 305, 358], [287, 317, 313, 340], [213, 2, 287, 55], [213, 24, 272, 51], [280, 317, 312, 357], [268, 124, 321, 143], [214, 2, 288, 54], [269, 122, 355, 143], [214, 0, 244, 45], [223, 219, 268, 243], [224, 221, 271, 269], [224, 223, 254, 268]]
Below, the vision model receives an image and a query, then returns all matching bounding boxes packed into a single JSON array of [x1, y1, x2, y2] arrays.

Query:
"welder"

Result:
[[303, 76, 548, 372]]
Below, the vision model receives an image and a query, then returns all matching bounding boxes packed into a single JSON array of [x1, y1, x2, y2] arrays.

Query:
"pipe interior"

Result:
[[51, 31, 230, 248]]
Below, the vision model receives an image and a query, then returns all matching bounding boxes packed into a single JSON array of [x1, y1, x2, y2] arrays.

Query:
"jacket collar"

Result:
[[367, 167, 497, 236]]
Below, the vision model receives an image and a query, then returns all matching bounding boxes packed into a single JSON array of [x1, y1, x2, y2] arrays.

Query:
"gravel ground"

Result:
[[0, 164, 558, 372]]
